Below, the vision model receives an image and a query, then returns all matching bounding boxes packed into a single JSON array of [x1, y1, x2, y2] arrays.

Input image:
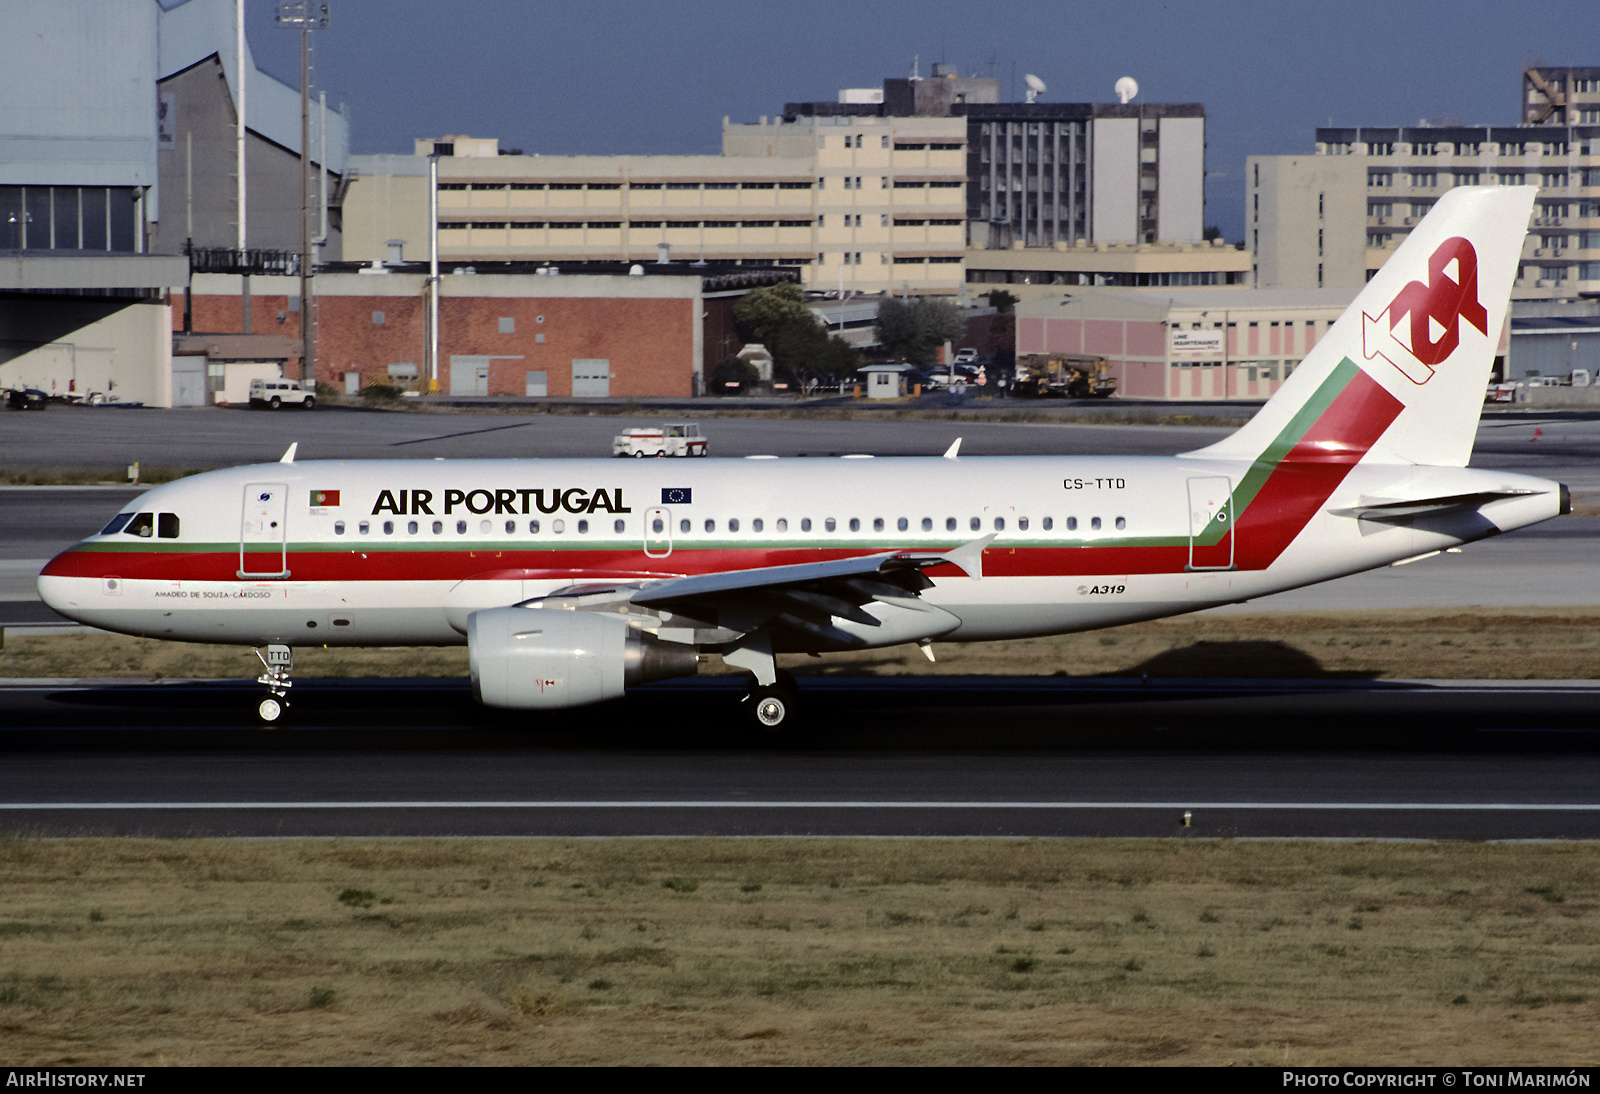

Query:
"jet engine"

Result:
[[468, 606, 699, 709]]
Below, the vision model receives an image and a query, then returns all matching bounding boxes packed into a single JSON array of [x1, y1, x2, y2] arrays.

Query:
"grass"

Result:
[[6, 608, 1600, 682], [0, 838, 1594, 1065]]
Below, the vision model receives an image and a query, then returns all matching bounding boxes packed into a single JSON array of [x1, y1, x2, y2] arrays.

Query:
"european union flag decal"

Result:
[[661, 487, 692, 505]]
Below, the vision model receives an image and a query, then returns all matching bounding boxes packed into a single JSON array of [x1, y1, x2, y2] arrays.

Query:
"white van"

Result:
[[248, 378, 315, 409]]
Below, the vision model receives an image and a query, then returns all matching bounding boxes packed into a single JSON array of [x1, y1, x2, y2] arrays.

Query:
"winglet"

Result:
[[940, 533, 996, 580], [942, 437, 962, 460], [279, 443, 298, 464]]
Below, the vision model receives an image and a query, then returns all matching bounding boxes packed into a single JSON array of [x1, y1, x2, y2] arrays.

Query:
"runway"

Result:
[[1, 676, 1597, 839]]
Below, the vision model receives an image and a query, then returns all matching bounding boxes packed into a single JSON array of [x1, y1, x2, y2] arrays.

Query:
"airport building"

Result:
[[1248, 66, 1600, 301]]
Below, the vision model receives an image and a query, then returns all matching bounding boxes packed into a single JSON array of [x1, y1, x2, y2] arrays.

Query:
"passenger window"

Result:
[[334, 521, 345, 535], [157, 513, 180, 539], [969, 516, 980, 532], [432, 521, 443, 534], [728, 518, 740, 532], [993, 517, 1005, 531], [849, 518, 860, 532], [1091, 517, 1102, 531], [506, 520, 516, 534], [528, 520, 540, 534], [1066, 517, 1078, 531], [552, 519, 565, 533], [479, 520, 492, 534], [359, 521, 370, 535], [383, 521, 395, 535], [824, 518, 836, 532], [921, 518, 932, 532], [457, 520, 468, 534], [577, 519, 589, 534], [407, 521, 419, 534], [1042, 517, 1053, 531], [1018, 517, 1029, 531], [614, 519, 625, 533], [873, 518, 885, 532], [752, 518, 763, 532], [945, 517, 956, 532], [776, 518, 788, 532], [123, 513, 154, 538], [679, 519, 690, 533], [100, 513, 134, 535], [705, 519, 715, 532], [652, 517, 665, 534], [801, 518, 812, 532], [1115, 516, 1126, 530]]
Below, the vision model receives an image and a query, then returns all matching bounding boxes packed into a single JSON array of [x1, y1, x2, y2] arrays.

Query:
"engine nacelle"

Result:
[[468, 607, 698, 710]]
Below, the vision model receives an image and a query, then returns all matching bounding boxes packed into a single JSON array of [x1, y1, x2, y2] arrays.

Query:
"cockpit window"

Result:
[[158, 513, 180, 539], [123, 513, 155, 538], [101, 513, 134, 535]]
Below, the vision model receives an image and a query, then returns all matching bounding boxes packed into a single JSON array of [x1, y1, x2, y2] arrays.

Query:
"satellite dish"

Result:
[[1024, 73, 1046, 103], [1115, 76, 1139, 104]]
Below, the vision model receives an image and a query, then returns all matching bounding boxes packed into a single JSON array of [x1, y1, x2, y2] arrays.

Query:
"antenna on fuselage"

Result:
[[279, 443, 298, 463], [942, 438, 962, 459]]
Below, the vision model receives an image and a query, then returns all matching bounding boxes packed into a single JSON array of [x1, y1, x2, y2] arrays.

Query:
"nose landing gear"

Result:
[[253, 644, 294, 725]]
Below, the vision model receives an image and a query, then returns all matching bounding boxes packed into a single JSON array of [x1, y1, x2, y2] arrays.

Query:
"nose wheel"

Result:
[[253, 644, 294, 726]]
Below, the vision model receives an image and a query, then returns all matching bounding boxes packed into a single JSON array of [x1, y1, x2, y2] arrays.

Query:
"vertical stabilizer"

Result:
[[1185, 186, 1534, 468]]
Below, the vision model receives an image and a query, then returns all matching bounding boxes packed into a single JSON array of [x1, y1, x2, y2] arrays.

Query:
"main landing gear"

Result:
[[746, 672, 798, 732], [253, 643, 293, 725]]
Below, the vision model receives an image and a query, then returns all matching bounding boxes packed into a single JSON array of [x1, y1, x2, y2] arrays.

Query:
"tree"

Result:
[[978, 289, 1019, 314], [732, 281, 858, 392], [733, 282, 812, 347], [874, 296, 964, 365]]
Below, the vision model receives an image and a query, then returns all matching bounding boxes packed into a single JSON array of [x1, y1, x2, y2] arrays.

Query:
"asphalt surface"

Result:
[[0, 676, 1597, 838]]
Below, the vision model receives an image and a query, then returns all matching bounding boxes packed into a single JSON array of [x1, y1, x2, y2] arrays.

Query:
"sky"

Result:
[[238, 0, 1599, 242]]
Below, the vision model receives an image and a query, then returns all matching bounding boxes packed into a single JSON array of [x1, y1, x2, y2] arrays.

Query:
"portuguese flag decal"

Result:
[[310, 489, 341, 508]]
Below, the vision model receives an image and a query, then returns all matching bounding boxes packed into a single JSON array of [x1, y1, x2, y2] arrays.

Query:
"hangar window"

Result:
[[432, 521, 443, 534], [705, 519, 715, 533], [158, 513, 180, 539], [359, 522, 370, 535], [825, 518, 836, 532], [728, 518, 740, 533], [969, 516, 981, 532], [122, 513, 154, 538], [577, 520, 589, 534], [752, 519, 764, 532], [528, 520, 540, 534], [849, 518, 861, 532], [946, 517, 957, 532], [334, 521, 345, 535], [1066, 517, 1078, 531], [614, 520, 625, 534]]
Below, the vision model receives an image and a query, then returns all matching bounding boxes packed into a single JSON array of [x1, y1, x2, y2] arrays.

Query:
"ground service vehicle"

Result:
[[613, 423, 709, 458], [249, 378, 315, 409], [39, 188, 1568, 731], [1014, 355, 1117, 398]]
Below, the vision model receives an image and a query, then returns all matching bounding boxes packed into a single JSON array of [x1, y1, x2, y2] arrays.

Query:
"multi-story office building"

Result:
[[342, 114, 968, 298], [1249, 67, 1600, 300]]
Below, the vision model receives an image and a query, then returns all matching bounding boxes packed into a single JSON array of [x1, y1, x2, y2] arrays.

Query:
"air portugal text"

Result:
[[371, 487, 633, 517]]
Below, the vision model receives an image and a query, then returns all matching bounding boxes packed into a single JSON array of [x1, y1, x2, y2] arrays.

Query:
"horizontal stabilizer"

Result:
[[1328, 489, 1539, 523]]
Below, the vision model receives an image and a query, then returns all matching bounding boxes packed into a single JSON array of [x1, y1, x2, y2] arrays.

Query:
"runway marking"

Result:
[[2, 801, 1598, 811]]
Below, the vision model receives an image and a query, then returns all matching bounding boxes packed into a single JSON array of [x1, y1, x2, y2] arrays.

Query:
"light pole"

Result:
[[275, 1, 329, 390]]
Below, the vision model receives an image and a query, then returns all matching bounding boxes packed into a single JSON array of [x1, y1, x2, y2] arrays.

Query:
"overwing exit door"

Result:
[[1186, 476, 1235, 571]]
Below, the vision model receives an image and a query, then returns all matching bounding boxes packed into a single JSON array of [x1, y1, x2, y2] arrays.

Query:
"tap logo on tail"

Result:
[[1361, 236, 1489, 385]]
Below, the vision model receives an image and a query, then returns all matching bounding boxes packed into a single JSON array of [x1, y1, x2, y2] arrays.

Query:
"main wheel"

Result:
[[257, 695, 286, 724], [744, 678, 797, 733]]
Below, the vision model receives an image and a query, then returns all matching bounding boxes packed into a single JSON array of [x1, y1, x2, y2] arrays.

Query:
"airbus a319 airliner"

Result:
[[39, 187, 1569, 729]]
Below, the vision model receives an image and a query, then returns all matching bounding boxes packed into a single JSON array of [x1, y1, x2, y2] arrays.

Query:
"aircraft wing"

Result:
[[627, 535, 994, 643]]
